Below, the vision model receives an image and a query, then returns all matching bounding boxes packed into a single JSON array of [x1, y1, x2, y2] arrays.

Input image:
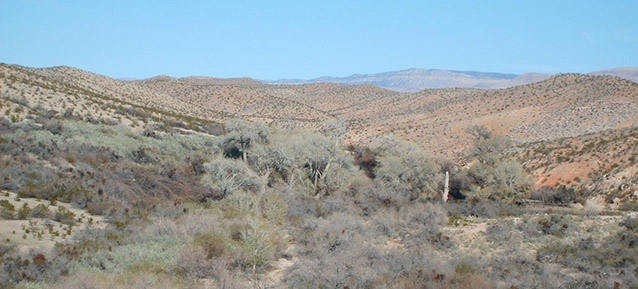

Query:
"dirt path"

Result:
[[265, 235, 296, 285]]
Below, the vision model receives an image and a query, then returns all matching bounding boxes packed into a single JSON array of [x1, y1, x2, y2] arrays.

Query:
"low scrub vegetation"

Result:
[[0, 115, 636, 289]]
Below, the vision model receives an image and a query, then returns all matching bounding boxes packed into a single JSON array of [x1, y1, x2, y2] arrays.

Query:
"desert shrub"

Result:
[[278, 184, 323, 218], [67, 227, 185, 275], [285, 209, 457, 289], [285, 211, 387, 288], [17, 203, 32, 219], [29, 204, 53, 219], [0, 245, 67, 286], [221, 190, 261, 215], [18, 179, 95, 208], [192, 233, 230, 260], [583, 198, 604, 216], [201, 158, 263, 197], [519, 218, 543, 239], [50, 270, 184, 289], [531, 187, 573, 205], [284, 247, 381, 289], [176, 244, 228, 280], [534, 218, 638, 286], [618, 216, 638, 249], [54, 206, 76, 225], [485, 220, 514, 244], [350, 145, 377, 178], [321, 166, 355, 194], [0, 199, 16, 219], [403, 202, 448, 234], [131, 146, 157, 164], [84, 202, 114, 216], [448, 168, 475, 196], [231, 221, 277, 272], [621, 216, 638, 231], [187, 154, 207, 176], [42, 120, 64, 135], [201, 122, 225, 136], [535, 214, 576, 237], [259, 191, 288, 223], [447, 198, 522, 218], [619, 200, 638, 211], [248, 140, 296, 184]]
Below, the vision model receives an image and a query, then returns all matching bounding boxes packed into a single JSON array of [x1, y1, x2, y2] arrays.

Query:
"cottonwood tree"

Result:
[[465, 125, 512, 166], [262, 131, 354, 195], [469, 134, 512, 166], [247, 130, 354, 195], [464, 126, 532, 202], [247, 135, 296, 190], [221, 119, 269, 161], [296, 133, 353, 189], [373, 136, 440, 199], [493, 159, 531, 202]]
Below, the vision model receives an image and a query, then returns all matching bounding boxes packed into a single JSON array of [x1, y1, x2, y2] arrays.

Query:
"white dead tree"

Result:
[[443, 171, 449, 202]]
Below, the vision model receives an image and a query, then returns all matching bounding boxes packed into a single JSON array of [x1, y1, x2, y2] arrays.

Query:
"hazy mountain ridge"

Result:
[[264, 68, 552, 92], [590, 67, 638, 83], [264, 67, 638, 92]]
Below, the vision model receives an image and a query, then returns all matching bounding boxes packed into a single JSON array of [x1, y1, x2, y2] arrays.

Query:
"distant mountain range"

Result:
[[263, 67, 638, 92]]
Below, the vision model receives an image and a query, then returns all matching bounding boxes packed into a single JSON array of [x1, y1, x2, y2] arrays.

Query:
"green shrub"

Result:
[[54, 206, 76, 225], [233, 221, 276, 272], [29, 203, 52, 219], [455, 263, 475, 275], [17, 203, 32, 219], [0, 200, 16, 219]]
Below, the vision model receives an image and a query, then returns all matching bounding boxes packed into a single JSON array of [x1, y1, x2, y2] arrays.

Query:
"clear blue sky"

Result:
[[1, 0, 637, 79]]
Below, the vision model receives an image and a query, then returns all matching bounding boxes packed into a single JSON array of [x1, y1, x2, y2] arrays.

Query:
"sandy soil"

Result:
[[0, 191, 106, 253]]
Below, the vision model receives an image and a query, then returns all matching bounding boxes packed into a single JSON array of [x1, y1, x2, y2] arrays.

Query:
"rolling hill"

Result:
[[2, 64, 637, 157]]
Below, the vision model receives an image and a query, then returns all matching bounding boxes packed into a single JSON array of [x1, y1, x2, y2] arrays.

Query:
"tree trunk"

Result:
[[443, 171, 449, 202]]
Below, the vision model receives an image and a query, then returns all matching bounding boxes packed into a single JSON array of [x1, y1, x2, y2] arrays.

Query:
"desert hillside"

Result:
[[513, 127, 638, 209], [2, 64, 637, 156], [2, 64, 638, 289], [337, 73, 638, 157]]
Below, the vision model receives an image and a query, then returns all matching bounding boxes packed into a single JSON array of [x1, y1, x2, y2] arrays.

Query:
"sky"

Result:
[[1, 0, 637, 79]]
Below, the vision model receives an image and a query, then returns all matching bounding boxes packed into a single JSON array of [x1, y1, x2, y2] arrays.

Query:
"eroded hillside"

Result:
[[514, 127, 638, 209]]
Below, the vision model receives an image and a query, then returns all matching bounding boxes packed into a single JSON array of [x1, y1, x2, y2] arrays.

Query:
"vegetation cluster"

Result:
[[0, 112, 636, 289]]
